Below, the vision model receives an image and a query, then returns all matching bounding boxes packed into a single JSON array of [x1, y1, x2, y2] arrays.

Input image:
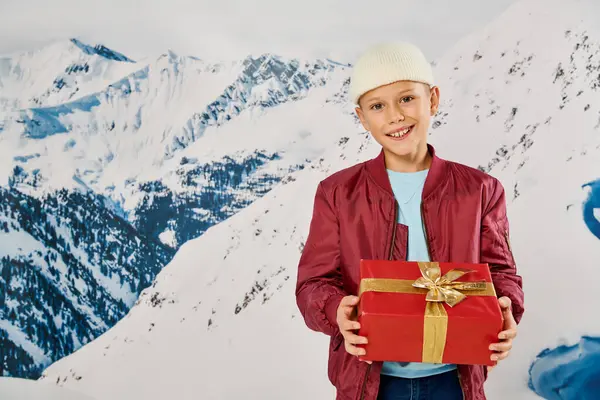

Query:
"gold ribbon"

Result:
[[359, 262, 496, 363]]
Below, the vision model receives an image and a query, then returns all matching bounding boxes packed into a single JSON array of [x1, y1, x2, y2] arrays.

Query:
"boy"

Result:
[[295, 42, 524, 400]]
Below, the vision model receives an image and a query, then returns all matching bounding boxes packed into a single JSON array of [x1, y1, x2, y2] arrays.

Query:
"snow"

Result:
[[0, 378, 96, 400], [48, 214, 133, 308], [0, 42, 346, 235], [0, 212, 108, 332], [0, 228, 44, 256], [0, 321, 51, 367], [38, 159, 345, 399], [0, 39, 139, 111]]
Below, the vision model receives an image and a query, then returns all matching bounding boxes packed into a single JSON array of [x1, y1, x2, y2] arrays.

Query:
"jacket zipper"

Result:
[[359, 200, 398, 400], [420, 202, 431, 260], [389, 202, 398, 260], [420, 202, 465, 400]]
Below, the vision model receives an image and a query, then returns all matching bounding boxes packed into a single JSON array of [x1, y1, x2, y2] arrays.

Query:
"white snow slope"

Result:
[[37, 0, 600, 399], [0, 38, 139, 111], [0, 40, 349, 243]]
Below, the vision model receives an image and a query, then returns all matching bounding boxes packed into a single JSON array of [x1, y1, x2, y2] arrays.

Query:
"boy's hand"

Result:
[[487, 296, 518, 372], [336, 295, 371, 364]]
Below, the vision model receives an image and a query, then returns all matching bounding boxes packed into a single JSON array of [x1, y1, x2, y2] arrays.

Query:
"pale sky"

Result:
[[0, 0, 518, 63]]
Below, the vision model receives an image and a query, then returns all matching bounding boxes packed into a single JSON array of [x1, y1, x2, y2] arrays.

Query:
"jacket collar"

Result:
[[365, 143, 448, 201]]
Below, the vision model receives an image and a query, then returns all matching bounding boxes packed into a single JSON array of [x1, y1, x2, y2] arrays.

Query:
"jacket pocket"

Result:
[[501, 227, 516, 266]]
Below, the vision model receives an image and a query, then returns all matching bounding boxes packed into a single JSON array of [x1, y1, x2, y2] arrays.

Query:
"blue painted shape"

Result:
[[528, 336, 600, 399], [527, 178, 600, 399], [13, 153, 41, 162], [582, 179, 600, 240]]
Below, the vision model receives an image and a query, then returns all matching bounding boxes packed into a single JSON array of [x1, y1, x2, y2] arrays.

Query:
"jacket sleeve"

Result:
[[480, 178, 525, 324], [295, 181, 347, 337]]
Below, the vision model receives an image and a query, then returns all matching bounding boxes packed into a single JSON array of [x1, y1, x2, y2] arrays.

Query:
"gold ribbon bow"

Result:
[[359, 261, 496, 363], [412, 262, 490, 307]]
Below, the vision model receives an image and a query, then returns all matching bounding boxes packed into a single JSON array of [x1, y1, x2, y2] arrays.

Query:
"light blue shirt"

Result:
[[381, 168, 457, 379]]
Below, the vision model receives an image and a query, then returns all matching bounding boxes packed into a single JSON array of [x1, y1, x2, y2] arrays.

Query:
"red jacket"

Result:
[[295, 144, 524, 400]]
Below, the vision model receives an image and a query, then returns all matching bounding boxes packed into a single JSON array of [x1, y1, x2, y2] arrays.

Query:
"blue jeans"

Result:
[[377, 370, 464, 400]]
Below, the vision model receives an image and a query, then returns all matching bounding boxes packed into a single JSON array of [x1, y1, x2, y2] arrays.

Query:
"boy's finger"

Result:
[[491, 351, 510, 361], [343, 306, 357, 318], [344, 333, 368, 345], [341, 320, 361, 331], [340, 296, 359, 307], [498, 296, 512, 309], [345, 342, 366, 356], [499, 328, 517, 340], [501, 307, 516, 325], [340, 296, 359, 316], [499, 298, 517, 324], [489, 341, 512, 352]]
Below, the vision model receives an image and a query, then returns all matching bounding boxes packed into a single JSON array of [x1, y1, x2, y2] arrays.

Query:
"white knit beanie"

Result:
[[349, 42, 435, 105]]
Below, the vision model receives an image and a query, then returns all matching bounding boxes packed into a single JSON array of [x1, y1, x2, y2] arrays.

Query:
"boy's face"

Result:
[[355, 81, 440, 167]]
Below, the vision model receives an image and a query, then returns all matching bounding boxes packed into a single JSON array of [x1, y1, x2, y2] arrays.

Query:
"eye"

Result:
[[400, 96, 414, 103], [369, 103, 384, 111]]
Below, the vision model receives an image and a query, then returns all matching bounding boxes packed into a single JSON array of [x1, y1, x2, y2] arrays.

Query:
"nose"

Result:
[[387, 104, 405, 124]]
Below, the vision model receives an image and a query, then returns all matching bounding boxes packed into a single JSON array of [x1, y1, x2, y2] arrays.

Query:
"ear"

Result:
[[355, 106, 370, 131], [429, 85, 440, 116]]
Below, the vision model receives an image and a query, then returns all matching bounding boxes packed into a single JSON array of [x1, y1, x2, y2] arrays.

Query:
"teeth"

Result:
[[388, 126, 411, 137]]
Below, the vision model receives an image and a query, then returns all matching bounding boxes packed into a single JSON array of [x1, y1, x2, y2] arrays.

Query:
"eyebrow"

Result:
[[364, 88, 416, 103]]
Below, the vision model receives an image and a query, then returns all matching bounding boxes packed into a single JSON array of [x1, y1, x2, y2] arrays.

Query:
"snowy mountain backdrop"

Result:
[[0, 186, 174, 378], [0, 35, 350, 379], [2, 0, 600, 398]]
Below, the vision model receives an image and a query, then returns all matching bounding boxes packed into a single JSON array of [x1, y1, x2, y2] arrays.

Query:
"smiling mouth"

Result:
[[386, 125, 414, 139]]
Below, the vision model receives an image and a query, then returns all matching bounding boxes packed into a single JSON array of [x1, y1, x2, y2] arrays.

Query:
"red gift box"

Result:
[[357, 260, 502, 366]]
